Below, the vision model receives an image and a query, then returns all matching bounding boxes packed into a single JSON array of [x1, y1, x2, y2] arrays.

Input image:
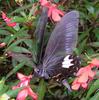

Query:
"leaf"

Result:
[[86, 79, 99, 99], [90, 53, 99, 59], [94, 28, 99, 40], [24, 39, 33, 48], [24, 39, 37, 62], [10, 52, 35, 68], [89, 92, 99, 100], [13, 23, 20, 31], [78, 38, 87, 54], [54, 0, 59, 3], [38, 79, 46, 100], [0, 78, 9, 95], [6, 62, 25, 79], [6, 88, 22, 98], [86, 47, 94, 55], [12, 16, 26, 23], [88, 42, 99, 47], [86, 5, 95, 14], [6, 39, 25, 52], [9, 46, 31, 53], [3, 35, 14, 44], [0, 29, 10, 35], [7, 35, 17, 46], [11, 4, 33, 14]]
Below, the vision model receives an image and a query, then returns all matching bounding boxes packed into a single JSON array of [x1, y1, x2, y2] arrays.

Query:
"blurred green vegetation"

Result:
[[0, 0, 99, 100]]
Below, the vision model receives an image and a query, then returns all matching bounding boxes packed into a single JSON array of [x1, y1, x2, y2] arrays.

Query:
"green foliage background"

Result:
[[0, 0, 99, 100]]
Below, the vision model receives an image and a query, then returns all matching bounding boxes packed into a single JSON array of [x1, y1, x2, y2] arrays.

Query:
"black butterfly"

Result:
[[33, 7, 80, 91]]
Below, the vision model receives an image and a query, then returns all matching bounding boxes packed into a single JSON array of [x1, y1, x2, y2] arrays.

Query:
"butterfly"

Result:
[[33, 7, 80, 91], [9, 7, 80, 91]]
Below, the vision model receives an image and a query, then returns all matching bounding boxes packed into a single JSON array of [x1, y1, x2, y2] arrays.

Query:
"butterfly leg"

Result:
[[62, 79, 72, 92]]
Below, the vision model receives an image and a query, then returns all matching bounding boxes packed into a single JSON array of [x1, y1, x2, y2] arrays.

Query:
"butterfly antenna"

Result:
[[34, 7, 48, 64]]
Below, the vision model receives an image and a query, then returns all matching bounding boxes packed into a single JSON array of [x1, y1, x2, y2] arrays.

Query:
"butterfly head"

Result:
[[33, 66, 50, 79]]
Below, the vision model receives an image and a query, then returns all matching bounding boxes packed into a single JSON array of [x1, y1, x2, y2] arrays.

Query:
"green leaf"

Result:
[[0, 29, 10, 35], [6, 88, 22, 98], [12, 16, 27, 23], [20, 11, 27, 18], [54, 0, 59, 3], [5, 62, 25, 79], [6, 39, 25, 52], [38, 79, 46, 100], [13, 23, 20, 31], [3, 35, 14, 44], [7, 35, 16, 46], [86, 79, 99, 99], [86, 5, 95, 14], [24, 39, 33, 48], [78, 38, 87, 54], [9, 46, 31, 53], [90, 53, 99, 59], [86, 47, 94, 55], [0, 78, 9, 95], [88, 42, 99, 47], [89, 92, 99, 100], [94, 28, 99, 40], [24, 39, 37, 62], [11, 4, 33, 14]]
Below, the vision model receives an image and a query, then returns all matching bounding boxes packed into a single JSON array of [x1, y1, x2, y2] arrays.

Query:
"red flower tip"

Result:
[[1, 11, 17, 27], [91, 59, 99, 67], [16, 87, 38, 100], [0, 42, 6, 48], [17, 73, 32, 81], [39, 0, 49, 6]]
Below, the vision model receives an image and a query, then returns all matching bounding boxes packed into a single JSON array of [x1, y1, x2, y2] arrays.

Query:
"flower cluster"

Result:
[[39, 0, 64, 22], [12, 73, 37, 100], [72, 59, 99, 90], [1, 11, 16, 27]]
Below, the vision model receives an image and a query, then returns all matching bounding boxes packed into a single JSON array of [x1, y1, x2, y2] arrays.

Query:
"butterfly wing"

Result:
[[44, 11, 79, 59], [34, 7, 48, 64], [34, 11, 79, 79]]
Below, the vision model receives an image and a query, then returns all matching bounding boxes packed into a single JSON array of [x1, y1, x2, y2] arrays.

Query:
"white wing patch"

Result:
[[62, 55, 74, 68]]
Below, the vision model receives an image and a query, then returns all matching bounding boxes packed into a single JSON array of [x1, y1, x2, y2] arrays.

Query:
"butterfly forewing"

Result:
[[44, 11, 79, 59], [43, 11, 79, 66]]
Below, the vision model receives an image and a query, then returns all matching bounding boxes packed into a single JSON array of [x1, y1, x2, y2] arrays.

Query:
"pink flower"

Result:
[[47, 4, 64, 22], [0, 42, 6, 48], [12, 73, 37, 100], [16, 86, 37, 100], [12, 73, 32, 89], [72, 58, 99, 90], [71, 77, 88, 90], [72, 65, 96, 90], [1, 11, 16, 27], [39, 0, 64, 22], [39, 0, 49, 6], [91, 59, 99, 67]]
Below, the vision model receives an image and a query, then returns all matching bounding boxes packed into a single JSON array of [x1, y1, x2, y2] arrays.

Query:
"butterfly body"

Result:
[[34, 55, 80, 80]]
